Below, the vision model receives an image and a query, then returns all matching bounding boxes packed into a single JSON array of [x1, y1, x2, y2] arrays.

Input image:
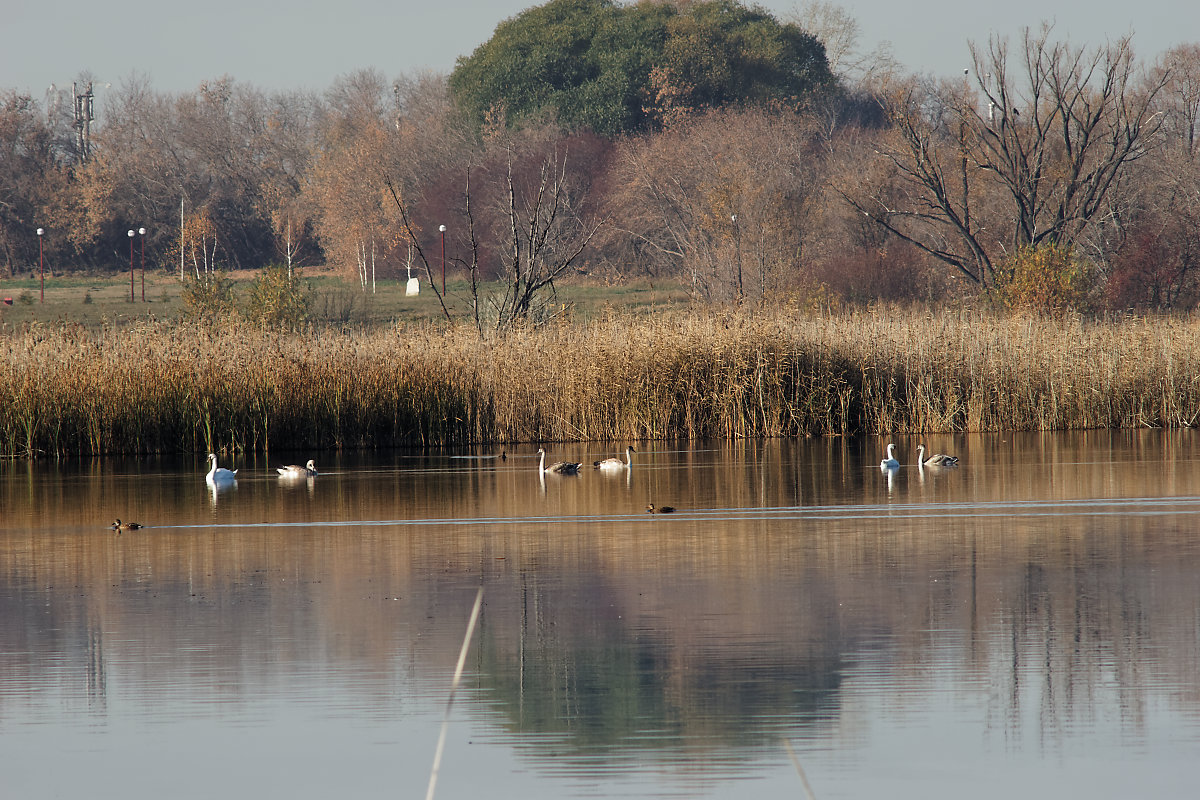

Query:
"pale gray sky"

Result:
[[2, 0, 1194, 97]]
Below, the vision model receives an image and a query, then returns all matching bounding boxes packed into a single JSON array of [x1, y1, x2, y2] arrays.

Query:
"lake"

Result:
[[2, 431, 1199, 799]]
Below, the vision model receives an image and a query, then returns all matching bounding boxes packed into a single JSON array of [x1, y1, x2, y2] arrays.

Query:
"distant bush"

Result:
[[181, 271, 236, 322], [994, 244, 1097, 313], [312, 287, 360, 327], [244, 266, 310, 330], [17, 290, 33, 305]]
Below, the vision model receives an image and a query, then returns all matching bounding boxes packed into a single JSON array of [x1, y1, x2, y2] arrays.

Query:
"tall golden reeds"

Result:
[[3, 308, 1200, 457]]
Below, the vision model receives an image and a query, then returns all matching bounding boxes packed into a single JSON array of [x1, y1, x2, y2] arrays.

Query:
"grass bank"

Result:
[[0, 269, 687, 329], [2, 307, 1198, 457]]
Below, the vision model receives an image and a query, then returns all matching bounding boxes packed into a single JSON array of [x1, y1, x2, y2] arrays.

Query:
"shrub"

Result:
[[993, 244, 1097, 313], [180, 271, 236, 322], [244, 266, 310, 330]]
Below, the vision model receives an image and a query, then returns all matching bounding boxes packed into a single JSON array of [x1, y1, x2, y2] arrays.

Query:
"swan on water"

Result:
[[206, 453, 238, 485], [594, 445, 635, 470], [277, 459, 318, 478], [880, 443, 900, 470], [917, 445, 959, 467], [537, 448, 582, 475]]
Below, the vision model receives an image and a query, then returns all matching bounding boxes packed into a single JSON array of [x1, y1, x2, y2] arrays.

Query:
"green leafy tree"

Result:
[[653, 0, 834, 116], [450, 0, 832, 136]]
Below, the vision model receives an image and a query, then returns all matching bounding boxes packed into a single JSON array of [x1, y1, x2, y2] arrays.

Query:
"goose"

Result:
[[205, 452, 238, 485], [646, 504, 675, 514], [276, 459, 318, 478], [537, 448, 582, 475], [880, 443, 900, 470], [594, 445, 635, 470], [917, 444, 959, 467], [110, 519, 143, 531]]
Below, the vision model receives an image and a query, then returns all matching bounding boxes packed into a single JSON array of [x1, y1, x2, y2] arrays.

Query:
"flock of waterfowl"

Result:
[[111, 453, 315, 532], [111, 446, 667, 531], [536, 445, 667, 513], [112, 442, 952, 531], [881, 442, 960, 469]]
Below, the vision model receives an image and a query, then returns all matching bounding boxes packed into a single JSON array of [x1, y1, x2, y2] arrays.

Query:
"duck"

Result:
[[917, 444, 959, 467], [205, 452, 238, 485], [646, 504, 675, 514], [880, 443, 900, 470], [537, 448, 582, 475], [594, 445, 635, 470], [110, 518, 143, 531], [276, 459, 318, 478]]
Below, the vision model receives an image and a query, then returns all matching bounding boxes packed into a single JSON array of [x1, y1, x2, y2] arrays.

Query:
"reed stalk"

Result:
[[425, 587, 484, 800], [3, 308, 1200, 457]]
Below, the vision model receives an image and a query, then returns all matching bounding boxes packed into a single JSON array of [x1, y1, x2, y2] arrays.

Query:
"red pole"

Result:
[[439, 224, 446, 293], [139, 227, 146, 302], [37, 228, 44, 303], [128, 230, 135, 302]]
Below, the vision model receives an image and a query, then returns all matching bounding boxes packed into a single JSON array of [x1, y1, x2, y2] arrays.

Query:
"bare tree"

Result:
[[387, 125, 603, 337], [0, 91, 64, 276], [606, 106, 822, 302], [489, 143, 602, 326], [1102, 44, 1200, 309], [307, 70, 403, 292], [842, 26, 1169, 291], [788, 1, 898, 84]]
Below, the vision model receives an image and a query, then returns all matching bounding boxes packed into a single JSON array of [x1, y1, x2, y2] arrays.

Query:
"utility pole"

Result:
[[73, 82, 95, 163]]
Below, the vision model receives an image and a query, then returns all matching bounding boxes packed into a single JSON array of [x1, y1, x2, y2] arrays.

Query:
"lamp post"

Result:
[[37, 228, 44, 303], [138, 227, 146, 302], [439, 224, 447, 293], [127, 230, 135, 302]]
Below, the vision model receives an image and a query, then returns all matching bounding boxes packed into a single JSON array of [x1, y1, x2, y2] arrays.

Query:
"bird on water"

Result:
[[916, 445, 959, 467], [538, 448, 582, 475], [880, 443, 900, 470], [206, 453, 238, 485], [276, 459, 318, 478], [594, 445, 635, 471]]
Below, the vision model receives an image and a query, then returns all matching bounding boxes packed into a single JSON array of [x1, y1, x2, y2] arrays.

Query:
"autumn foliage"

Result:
[[1, 5, 1199, 314]]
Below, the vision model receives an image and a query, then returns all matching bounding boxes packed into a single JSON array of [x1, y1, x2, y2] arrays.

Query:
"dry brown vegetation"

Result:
[[4, 306, 1200, 457]]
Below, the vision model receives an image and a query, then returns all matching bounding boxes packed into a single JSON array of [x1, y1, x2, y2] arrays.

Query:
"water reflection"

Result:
[[2, 431, 1200, 799], [208, 477, 237, 508]]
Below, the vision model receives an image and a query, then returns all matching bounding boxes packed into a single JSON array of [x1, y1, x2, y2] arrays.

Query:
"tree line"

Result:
[[2, 0, 1199, 324]]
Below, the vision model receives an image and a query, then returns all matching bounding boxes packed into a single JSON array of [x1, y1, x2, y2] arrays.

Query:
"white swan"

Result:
[[276, 459, 318, 478], [917, 444, 959, 467], [880, 443, 900, 470], [206, 452, 238, 485], [537, 448, 582, 475], [594, 445, 635, 470]]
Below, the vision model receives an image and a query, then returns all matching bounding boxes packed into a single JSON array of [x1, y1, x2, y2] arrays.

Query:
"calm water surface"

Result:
[[2, 431, 1199, 799]]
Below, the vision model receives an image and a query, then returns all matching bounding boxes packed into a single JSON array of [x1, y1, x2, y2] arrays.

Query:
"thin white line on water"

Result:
[[151, 501, 1200, 530]]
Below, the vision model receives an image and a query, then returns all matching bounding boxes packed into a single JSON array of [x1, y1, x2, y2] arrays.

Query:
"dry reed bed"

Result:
[[2, 309, 1199, 457]]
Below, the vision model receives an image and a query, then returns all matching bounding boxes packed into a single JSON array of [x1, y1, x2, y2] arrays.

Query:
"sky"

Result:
[[2, 0, 1194, 99]]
